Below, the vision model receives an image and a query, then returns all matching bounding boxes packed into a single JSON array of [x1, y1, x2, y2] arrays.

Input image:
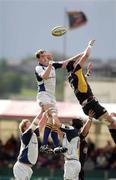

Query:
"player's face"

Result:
[[46, 52, 53, 60], [39, 51, 46, 58], [25, 121, 31, 129], [40, 51, 53, 65]]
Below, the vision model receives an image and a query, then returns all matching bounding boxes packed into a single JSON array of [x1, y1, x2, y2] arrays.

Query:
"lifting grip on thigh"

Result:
[[44, 107, 57, 119]]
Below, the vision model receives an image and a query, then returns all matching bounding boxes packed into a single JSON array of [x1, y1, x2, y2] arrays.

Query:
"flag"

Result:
[[67, 11, 87, 29]]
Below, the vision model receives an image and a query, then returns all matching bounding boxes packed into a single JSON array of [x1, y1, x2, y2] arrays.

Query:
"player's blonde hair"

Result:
[[35, 49, 45, 59], [19, 119, 30, 133]]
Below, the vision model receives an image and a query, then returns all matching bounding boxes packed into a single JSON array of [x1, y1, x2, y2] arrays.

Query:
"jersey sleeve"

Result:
[[35, 66, 44, 81], [52, 62, 63, 69], [21, 128, 33, 146], [35, 66, 45, 76], [34, 127, 40, 138], [60, 124, 79, 141], [60, 124, 74, 132]]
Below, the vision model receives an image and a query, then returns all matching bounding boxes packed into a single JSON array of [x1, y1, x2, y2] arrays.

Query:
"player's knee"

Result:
[[48, 108, 57, 117], [53, 119, 59, 127], [44, 107, 57, 119]]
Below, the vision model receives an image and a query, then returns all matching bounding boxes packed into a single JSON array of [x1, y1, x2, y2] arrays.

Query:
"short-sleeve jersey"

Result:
[[60, 125, 80, 160], [18, 128, 39, 165], [35, 62, 62, 96]]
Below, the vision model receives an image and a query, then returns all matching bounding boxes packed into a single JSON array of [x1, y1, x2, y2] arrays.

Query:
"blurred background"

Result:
[[0, 0, 116, 179]]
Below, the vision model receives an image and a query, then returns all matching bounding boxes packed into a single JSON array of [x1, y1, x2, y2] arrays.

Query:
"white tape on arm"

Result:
[[61, 124, 74, 130], [88, 45, 92, 49], [49, 61, 53, 65], [30, 122, 38, 131]]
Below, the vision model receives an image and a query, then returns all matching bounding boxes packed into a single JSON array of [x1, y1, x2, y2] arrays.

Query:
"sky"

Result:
[[0, 0, 116, 61]]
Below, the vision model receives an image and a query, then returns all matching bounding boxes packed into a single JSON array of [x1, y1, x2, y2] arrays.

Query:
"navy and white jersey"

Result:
[[35, 62, 62, 96], [60, 125, 80, 160], [18, 128, 39, 165]]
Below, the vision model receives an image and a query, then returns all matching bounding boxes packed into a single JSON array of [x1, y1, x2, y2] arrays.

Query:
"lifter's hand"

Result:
[[88, 39, 95, 46], [88, 110, 95, 120], [110, 112, 116, 117]]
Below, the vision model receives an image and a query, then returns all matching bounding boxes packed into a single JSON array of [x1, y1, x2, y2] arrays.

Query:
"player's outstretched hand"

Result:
[[87, 62, 93, 71], [88, 110, 95, 120], [88, 39, 95, 46]]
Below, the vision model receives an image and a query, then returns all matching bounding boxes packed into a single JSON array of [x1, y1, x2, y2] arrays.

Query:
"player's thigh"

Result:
[[13, 163, 29, 180], [83, 99, 107, 119], [42, 104, 54, 123], [64, 161, 81, 180], [99, 112, 115, 127], [74, 161, 81, 179], [37, 92, 55, 107]]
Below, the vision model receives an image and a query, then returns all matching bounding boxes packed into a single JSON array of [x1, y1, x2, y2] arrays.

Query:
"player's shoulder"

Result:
[[35, 64, 43, 72], [74, 63, 82, 73]]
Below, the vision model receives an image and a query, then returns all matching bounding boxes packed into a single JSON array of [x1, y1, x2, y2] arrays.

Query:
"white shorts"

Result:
[[13, 161, 33, 180], [37, 92, 57, 111], [64, 160, 81, 180]]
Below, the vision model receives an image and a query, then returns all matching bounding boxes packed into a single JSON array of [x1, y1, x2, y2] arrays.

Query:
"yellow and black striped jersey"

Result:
[[68, 64, 93, 104]]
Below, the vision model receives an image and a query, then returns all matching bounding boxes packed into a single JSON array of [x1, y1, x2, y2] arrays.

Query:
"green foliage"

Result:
[[22, 74, 36, 90], [0, 59, 9, 72], [4, 72, 23, 93], [0, 60, 23, 97], [53, 52, 67, 101]]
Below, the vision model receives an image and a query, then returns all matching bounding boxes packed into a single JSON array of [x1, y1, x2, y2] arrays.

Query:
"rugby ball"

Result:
[[51, 26, 67, 37]]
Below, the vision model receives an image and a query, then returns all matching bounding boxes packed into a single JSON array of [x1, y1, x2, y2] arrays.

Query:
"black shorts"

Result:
[[79, 168, 84, 180], [82, 99, 107, 119], [109, 129, 116, 144]]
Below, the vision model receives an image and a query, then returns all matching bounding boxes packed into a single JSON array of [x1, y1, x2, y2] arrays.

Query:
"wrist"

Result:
[[89, 117, 93, 121], [33, 118, 38, 125], [88, 44, 92, 49], [49, 61, 53, 65]]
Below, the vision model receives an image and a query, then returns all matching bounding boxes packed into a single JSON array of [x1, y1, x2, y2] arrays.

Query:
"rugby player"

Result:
[[66, 40, 116, 142], [13, 113, 47, 180], [54, 110, 94, 180], [35, 49, 83, 152]]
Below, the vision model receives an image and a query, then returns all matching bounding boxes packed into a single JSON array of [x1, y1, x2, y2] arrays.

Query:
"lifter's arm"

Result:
[[40, 62, 53, 80], [80, 110, 94, 137]]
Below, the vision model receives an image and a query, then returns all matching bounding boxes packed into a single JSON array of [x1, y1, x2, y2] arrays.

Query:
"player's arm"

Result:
[[30, 112, 48, 132], [61, 52, 84, 68], [21, 115, 40, 145], [35, 61, 53, 80], [52, 53, 84, 70], [78, 40, 95, 68], [41, 63, 53, 79], [80, 110, 94, 137], [21, 114, 41, 145], [22, 112, 47, 144], [85, 62, 93, 77]]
